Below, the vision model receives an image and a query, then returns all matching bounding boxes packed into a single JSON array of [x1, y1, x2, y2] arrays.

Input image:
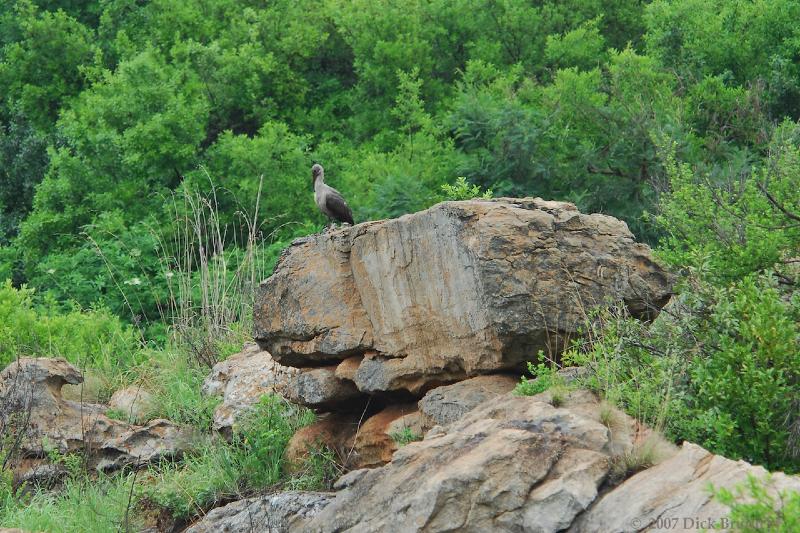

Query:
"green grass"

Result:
[[143, 395, 320, 520], [0, 472, 142, 533], [390, 427, 422, 446]]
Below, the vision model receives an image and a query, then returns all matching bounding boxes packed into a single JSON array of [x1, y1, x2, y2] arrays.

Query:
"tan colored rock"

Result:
[[300, 390, 653, 532], [571, 441, 800, 532], [284, 412, 360, 470], [201, 342, 300, 433], [256, 198, 672, 397], [351, 404, 418, 468], [334, 356, 363, 381], [284, 366, 363, 410], [418, 374, 518, 428], [386, 411, 425, 441], [0, 358, 191, 480], [108, 385, 153, 424]]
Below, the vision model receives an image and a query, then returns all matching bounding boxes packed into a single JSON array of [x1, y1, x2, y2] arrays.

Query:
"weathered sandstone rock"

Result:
[[284, 366, 363, 410], [0, 358, 191, 480], [201, 343, 300, 433], [571, 441, 800, 532], [301, 390, 651, 532], [418, 374, 518, 427], [184, 491, 333, 533], [108, 385, 153, 424], [255, 198, 672, 396]]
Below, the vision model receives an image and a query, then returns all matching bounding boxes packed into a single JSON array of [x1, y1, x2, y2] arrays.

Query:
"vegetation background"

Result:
[[0, 0, 798, 530]]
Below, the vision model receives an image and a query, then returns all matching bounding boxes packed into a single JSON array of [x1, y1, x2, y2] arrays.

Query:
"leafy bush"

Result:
[[656, 123, 800, 283], [568, 273, 800, 473], [713, 475, 800, 532], [515, 357, 567, 397], [440, 176, 493, 201], [0, 280, 142, 371]]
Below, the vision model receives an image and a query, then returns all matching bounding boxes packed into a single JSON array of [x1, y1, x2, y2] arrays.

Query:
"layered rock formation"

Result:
[[194, 388, 800, 532], [255, 198, 672, 398], [302, 390, 651, 532], [188, 199, 800, 531], [0, 357, 191, 481]]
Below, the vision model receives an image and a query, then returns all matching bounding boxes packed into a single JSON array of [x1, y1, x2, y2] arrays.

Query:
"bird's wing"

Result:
[[325, 187, 354, 225]]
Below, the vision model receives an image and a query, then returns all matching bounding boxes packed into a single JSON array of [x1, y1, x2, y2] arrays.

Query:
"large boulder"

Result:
[[255, 198, 672, 396], [300, 390, 656, 532], [201, 343, 300, 433], [0, 358, 191, 480]]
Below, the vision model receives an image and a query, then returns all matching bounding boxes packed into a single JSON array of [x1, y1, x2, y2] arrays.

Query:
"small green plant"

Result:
[[515, 355, 565, 397], [548, 385, 567, 407], [105, 408, 128, 422], [599, 401, 621, 431], [0, 468, 13, 506], [607, 434, 669, 485], [713, 475, 800, 532], [390, 427, 422, 446], [285, 444, 342, 491], [440, 177, 493, 201]]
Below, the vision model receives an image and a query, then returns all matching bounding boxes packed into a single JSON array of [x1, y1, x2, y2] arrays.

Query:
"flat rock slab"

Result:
[[255, 198, 672, 397], [184, 491, 334, 533]]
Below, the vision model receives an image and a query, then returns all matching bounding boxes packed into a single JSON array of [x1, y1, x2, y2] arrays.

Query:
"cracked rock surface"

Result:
[[255, 198, 672, 399]]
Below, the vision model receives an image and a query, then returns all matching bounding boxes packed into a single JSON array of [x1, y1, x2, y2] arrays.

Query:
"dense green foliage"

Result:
[[0, 280, 140, 370], [0, 0, 799, 529], [0, 0, 798, 328]]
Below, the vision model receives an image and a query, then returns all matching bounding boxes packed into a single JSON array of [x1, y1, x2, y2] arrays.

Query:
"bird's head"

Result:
[[311, 163, 324, 183]]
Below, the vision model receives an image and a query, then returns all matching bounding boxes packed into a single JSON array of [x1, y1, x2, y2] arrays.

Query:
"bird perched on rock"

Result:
[[312, 163, 354, 230]]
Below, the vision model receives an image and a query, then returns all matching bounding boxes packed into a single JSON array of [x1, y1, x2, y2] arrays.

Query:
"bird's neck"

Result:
[[314, 177, 325, 192]]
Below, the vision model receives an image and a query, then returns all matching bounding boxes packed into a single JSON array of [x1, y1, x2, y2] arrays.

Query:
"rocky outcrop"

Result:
[[301, 390, 653, 532], [0, 358, 191, 481], [255, 198, 672, 398], [201, 343, 300, 433], [574, 441, 800, 532], [184, 492, 334, 533]]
